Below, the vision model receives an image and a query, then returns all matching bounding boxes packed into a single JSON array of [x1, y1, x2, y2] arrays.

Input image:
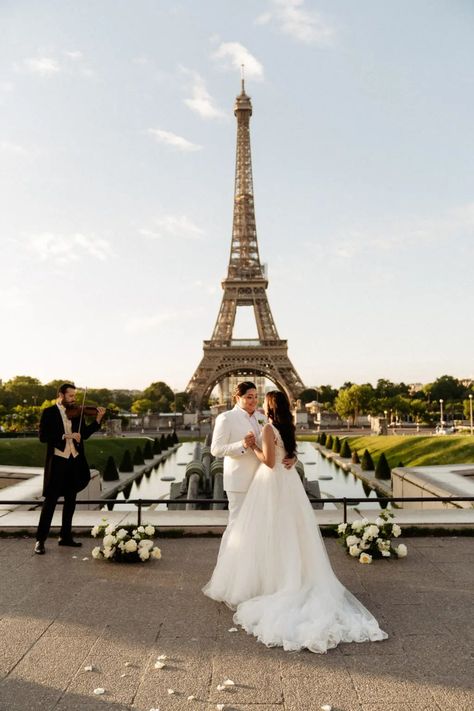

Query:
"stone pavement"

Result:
[[0, 535, 473, 711]]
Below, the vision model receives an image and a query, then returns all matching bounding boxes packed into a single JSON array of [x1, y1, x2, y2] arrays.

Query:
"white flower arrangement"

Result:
[[91, 518, 162, 563], [336, 510, 406, 564]]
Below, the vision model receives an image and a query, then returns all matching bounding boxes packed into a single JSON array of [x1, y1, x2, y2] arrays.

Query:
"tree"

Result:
[[334, 384, 374, 425], [375, 452, 391, 480], [143, 381, 174, 410], [171, 391, 190, 412], [1, 375, 46, 409], [340, 439, 352, 458], [360, 449, 375, 471], [298, 388, 319, 405], [318, 385, 338, 407], [424, 375, 466, 403], [103, 456, 119, 481], [119, 449, 133, 472], [131, 398, 153, 415]]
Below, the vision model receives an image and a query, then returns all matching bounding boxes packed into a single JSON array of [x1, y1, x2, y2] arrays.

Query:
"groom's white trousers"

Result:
[[222, 491, 246, 544]]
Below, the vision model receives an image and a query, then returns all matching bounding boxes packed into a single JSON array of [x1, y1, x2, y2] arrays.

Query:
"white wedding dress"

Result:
[[203, 426, 388, 653]]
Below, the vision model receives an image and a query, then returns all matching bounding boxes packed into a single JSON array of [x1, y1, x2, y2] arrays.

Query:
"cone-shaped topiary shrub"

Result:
[[375, 452, 391, 480], [160, 434, 167, 450], [102, 455, 119, 481], [340, 439, 352, 458], [326, 434, 333, 450], [351, 450, 360, 464], [319, 432, 327, 446], [153, 437, 162, 455], [360, 449, 375, 471], [332, 436, 341, 453], [397, 461, 404, 467], [143, 439, 153, 460], [172, 430, 179, 444], [133, 446, 145, 466], [119, 449, 133, 473]]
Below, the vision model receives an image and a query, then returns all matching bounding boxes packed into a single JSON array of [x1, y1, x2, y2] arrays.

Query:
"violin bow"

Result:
[[78, 386, 88, 434]]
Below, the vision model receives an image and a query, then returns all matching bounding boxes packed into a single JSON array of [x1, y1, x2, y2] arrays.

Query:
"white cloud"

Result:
[[148, 128, 202, 152], [257, 0, 335, 46], [22, 57, 61, 76], [0, 140, 30, 156], [25, 232, 113, 265], [212, 42, 264, 81], [182, 69, 225, 119], [64, 50, 83, 61], [125, 309, 198, 333], [140, 215, 204, 241]]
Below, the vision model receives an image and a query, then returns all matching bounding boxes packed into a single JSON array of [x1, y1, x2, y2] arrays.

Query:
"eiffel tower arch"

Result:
[[186, 79, 305, 409]]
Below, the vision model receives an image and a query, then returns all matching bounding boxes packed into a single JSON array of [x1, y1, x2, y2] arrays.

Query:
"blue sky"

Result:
[[1, 1, 473, 391]]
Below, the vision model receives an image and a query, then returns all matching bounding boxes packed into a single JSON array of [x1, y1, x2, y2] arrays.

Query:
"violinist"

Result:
[[34, 383, 105, 555]]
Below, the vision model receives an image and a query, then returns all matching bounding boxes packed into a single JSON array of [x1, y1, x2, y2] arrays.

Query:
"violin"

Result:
[[64, 403, 114, 419]]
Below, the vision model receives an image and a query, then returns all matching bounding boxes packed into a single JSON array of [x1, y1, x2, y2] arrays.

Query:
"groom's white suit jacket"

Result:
[[211, 405, 261, 493]]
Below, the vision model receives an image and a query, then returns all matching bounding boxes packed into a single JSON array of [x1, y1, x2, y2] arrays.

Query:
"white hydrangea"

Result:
[[151, 547, 162, 559], [116, 528, 128, 540], [91, 547, 102, 559], [103, 547, 115, 559], [139, 539, 154, 550], [139, 548, 150, 561], [359, 552, 372, 564], [91, 525, 100, 537], [144, 525, 155, 536], [103, 534, 116, 548], [337, 522, 348, 534], [396, 543, 408, 558], [124, 539, 138, 553], [105, 524, 116, 536], [345, 535, 360, 547], [349, 544, 360, 557], [392, 524, 402, 538]]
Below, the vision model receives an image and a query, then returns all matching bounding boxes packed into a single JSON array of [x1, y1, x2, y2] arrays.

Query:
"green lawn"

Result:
[[345, 435, 474, 467], [0, 437, 164, 475]]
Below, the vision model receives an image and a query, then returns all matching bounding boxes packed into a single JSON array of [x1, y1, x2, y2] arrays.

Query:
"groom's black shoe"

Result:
[[58, 538, 82, 547], [34, 541, 45, 555]]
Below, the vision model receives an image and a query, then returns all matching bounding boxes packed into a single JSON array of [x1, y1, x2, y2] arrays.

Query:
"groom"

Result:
[[211, 381, 295, 535]]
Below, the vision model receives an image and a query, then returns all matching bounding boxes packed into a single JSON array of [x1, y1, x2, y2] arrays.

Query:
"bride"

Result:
[[203, 390, 388, 653]]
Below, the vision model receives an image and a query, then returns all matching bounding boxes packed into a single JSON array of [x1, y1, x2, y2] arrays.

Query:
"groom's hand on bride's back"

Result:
[[282, 456, 297, 470]]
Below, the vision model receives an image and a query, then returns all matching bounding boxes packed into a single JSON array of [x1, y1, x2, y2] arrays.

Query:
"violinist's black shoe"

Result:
[[58, 538, 82, 547], [34, 541, 45, 555]]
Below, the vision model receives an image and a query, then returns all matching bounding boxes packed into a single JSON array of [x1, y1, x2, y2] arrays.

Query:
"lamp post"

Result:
[[439, 398, 444, 427], [469, 394, 473, 436]]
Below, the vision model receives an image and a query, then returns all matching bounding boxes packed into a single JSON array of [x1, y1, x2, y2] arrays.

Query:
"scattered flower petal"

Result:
[[187, 695, 195, 701], [216, 705, 225, 711], [93, 688, 105, 695], [223, 679, 235, 686], [228, 627, 238, 632], [217, 684, 226, 691], [82, 557, 89, 561], [154, 661, 166, 669], [156, 654, 167, 660], [167, 688, 175, 695], [84, 664, 94, 672], [321, 705, 332, 711], [120, 673, 126, 678], [124, 661, 133, 667]]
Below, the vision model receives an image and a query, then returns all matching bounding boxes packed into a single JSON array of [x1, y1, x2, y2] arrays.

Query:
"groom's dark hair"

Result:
[[232, 381, 257, 401]]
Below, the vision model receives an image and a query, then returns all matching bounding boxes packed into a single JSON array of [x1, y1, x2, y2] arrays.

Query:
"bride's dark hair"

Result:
[[265, 391, 296, 458]]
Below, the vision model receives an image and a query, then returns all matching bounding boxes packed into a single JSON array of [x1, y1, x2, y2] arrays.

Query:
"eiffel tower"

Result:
[[186, 78, 305, 408]]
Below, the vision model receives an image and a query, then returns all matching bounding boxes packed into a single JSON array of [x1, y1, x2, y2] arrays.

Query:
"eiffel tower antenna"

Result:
[[186, 80, 305, 408]]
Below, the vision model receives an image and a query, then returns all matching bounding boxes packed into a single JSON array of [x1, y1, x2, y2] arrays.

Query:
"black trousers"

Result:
[[36, 456, 79, 542]]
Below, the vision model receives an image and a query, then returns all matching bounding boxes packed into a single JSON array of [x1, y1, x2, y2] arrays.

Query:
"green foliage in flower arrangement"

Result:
[[351, 450, 360, 464], [326, 434, 333, 449], [336, 510, 407, 564], [119, 449, 133, 472], [143, 439, 153, 460], [319, 432, 327, 446], [375, 452, 391, 480], [91, 519, 162, 563], [102, 455, 119, 481], [361, 448, 375, 471], [332, 436, 341, 453], [340, 439, 352, 458], [153, 437, 162, 455], [133, 446, 145, 465]]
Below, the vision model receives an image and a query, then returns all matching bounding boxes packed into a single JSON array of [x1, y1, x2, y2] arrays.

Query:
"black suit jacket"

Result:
[[39, 405, 101, 495]]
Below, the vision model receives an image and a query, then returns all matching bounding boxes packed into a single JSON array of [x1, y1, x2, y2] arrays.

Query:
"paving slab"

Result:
[[0, 536, 473, 711]]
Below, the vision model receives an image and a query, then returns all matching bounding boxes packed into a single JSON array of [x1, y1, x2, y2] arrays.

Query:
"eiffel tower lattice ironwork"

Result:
[[186, 79, 305, 408]]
